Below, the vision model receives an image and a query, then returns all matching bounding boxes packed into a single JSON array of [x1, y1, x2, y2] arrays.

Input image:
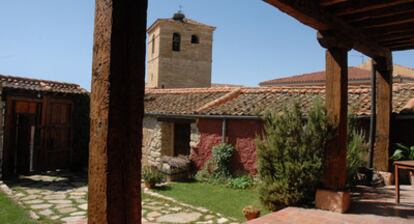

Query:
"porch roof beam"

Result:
[[264, 0, 390, 58]]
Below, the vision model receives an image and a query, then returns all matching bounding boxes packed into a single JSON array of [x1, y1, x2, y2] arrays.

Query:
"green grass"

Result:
[[153, 181, 269, 221], [0, 191, 37, 224]]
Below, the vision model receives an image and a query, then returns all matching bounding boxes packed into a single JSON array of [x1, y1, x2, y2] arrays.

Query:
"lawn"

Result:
[[153, 181, 269, 221], [0, 191, 37, 224]]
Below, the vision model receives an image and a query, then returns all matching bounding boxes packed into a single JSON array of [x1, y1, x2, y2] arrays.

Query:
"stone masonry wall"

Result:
[[142, 117, 162, 167]]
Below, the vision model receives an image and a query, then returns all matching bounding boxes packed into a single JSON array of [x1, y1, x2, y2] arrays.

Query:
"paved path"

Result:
[[6, 171, 88, 223], [4, 171, 240, 224]]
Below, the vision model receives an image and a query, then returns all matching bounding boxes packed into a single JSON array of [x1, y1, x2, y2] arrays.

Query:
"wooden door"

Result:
[[43, 100, 73, 169]]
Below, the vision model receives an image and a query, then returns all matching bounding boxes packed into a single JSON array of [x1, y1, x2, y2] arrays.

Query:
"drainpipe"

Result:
[[368, 60, 376, 169], [221, 118, 227, 143]]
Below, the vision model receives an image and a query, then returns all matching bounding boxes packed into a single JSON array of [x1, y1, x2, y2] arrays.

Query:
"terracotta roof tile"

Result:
[[145, 87, 231, 115], [0, 74, 87, 94], [145, 84, 414, 117], [259, 67, 371, 86]]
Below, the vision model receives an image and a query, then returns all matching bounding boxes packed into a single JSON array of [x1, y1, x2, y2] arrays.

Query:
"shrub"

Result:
[[227, 176, 255, 189], [195, 143, 234, 183], [346, 117, 368, 187], [256, 99, 331, 211], [142, 167, 164, 185], [390, 143, 414, 161]]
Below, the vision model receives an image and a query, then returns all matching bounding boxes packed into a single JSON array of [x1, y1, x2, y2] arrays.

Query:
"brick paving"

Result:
[[248, 185, 414, 224]]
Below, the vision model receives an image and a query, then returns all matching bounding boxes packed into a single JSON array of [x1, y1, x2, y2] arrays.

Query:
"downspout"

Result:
[[221, 118, 227, 143], [368, 60, 376, 169]]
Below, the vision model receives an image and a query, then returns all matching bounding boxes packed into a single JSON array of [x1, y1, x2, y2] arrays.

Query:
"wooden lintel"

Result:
[[264, 0, 389, 58]]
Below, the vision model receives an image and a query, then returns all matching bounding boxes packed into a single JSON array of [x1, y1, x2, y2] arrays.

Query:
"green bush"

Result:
[[390, 143, 414, 161], [346, 117, 368, 187], [142, 167, 164, 185], [227, 176, 254, 189], [256, 99, 331, 211], [195, 143, 234, 183]]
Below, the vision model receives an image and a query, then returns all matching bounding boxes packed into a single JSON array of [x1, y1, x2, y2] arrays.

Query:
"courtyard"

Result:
[[1, 171, 240, 224], [1, 170, 414, 223]]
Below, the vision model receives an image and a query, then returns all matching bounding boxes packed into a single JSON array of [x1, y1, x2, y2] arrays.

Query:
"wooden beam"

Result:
[[319, 0, 347, 7], [376, 32, 414, 42], [88, 0, 147, 223], [374, 55, 392, 172], [344, 3, 414, 23], [392, 44, 414, 51], [353, 13, 414, 29], [323, 47, 349, 190], [264, 0, 389, 58], [334, 0, 413, 16]]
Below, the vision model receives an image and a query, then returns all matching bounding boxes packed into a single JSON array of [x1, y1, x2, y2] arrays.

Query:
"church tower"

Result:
[[147, 11, 215, 88]]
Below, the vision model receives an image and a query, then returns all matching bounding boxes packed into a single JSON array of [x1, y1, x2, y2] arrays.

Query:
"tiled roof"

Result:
[[147, 17, 215, 33], [145, 88, 232, 115], [259, 67, 371, 86], [260, 63, 414, 87], [0, 74, 88, 94], [211, 83, 244, 88], [145, 84, 414, 117]]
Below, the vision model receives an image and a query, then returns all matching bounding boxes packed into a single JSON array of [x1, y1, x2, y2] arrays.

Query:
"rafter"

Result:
[[392, 44, 414, 51], [333, 0, 413, 16], [319, 0, 347, 7], [264, 0, 389, 58], [354, 13, 414, 29], [343, 3, 414, 23]]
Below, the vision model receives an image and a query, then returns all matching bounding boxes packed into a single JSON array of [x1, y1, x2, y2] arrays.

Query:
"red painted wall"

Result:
[[190, 119, 263, 175]]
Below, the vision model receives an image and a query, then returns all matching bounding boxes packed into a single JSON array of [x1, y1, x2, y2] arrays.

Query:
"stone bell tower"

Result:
[[147, 11, 215, 88]]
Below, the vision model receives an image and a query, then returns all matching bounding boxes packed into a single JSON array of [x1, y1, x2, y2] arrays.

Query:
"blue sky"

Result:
[[0, 0, 413, 89]]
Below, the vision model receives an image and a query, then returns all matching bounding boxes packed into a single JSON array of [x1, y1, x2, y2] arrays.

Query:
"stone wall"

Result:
[[142, 117, 162, 167], [147, 19, 215, 88]]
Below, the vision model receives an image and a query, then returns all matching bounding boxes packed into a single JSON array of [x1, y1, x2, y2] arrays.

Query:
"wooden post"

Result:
[[374, 55, 393, 172], [88, 0, 147, 223], [315, 32, 351, 213], [323, 47, 348, 190]]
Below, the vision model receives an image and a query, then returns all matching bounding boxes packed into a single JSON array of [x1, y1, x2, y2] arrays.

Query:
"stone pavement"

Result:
[[3, 171, 240, 224], [5, 171, 88, 224]]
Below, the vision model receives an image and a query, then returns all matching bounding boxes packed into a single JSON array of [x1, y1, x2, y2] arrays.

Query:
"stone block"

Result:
[[315, 189, 350, 213], [378, 171, 394, 186]]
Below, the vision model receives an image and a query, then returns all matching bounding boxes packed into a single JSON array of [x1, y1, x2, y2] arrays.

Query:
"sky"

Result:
[[0, 0, 413, 89]]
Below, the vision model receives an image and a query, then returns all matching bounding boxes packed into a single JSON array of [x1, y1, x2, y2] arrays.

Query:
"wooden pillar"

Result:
[[374, 55, 393, 172], [323, 47, 348, 190], [88, 0, 147, 223], [316, 32, 351, 213]]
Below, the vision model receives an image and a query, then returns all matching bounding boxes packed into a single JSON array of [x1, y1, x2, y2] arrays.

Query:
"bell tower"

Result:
[[147, 12, 215, 88]]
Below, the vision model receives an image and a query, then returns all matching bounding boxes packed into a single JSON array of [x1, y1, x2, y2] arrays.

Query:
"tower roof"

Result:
[[147, 13, 216, 33]]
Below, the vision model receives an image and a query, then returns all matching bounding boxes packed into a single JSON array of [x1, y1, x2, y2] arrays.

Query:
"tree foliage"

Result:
[[256, 99, 331, 211]]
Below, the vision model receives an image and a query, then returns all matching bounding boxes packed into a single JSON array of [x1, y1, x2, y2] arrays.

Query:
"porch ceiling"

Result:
[[264, 0, 414, 57]]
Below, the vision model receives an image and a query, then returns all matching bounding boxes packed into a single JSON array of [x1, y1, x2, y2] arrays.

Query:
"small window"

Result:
[[172, 33, 181, 51], [191, 35, 199, 44], [151, 35, 155, 54]]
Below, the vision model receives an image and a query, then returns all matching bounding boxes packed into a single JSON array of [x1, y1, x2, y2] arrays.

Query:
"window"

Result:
[[191, 35, 199, 44], [172, 33, 181, 51], [151, 35, 155, 54]]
